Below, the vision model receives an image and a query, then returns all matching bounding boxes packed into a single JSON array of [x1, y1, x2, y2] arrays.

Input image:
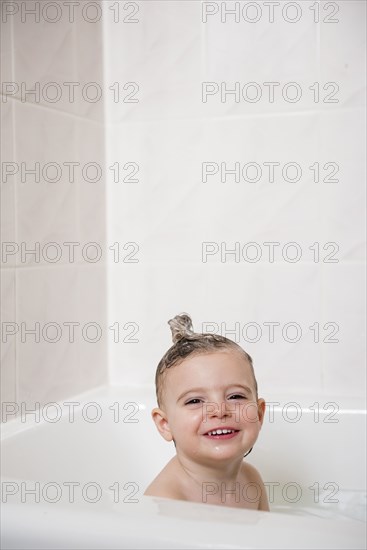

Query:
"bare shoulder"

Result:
[[241, 461, 263, 483], [143, 478, 183, 500], [143, 458, 185, 501], [241, 461, 270, 511]]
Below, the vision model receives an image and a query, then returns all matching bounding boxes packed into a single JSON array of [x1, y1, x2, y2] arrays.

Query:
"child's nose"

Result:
[[215, 400, 236, 418]]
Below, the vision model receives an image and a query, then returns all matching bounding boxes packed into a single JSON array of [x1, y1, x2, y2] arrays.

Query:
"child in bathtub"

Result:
[[144, 313, 269, 511]]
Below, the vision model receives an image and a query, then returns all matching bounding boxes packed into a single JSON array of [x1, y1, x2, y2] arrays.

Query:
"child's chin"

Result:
[[202, 447, 244, 461]]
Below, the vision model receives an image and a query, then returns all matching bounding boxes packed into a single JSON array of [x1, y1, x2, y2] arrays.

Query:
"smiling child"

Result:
[[144, 313, 269, 511]]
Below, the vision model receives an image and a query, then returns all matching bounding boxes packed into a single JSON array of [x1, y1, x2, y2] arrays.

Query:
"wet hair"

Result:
[[155, 313, 258, 407]]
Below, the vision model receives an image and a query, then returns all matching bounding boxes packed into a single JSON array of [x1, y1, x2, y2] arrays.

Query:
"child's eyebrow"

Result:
[[176, 384, 253, 403]]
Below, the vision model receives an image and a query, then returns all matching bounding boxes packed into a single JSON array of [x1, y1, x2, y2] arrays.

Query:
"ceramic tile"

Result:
[[1, 99, 16, 268], [320, 1, 366, 110], [104, 1, 203, 122], [0, 268, 17, 412], [17, 265, 107, 405], [320, 262, 365, 397]]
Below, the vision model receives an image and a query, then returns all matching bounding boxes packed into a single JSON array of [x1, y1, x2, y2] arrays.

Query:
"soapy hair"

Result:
[[155, 313, 258, 407]]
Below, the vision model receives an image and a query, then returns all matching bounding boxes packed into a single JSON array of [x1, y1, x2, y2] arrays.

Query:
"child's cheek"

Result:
[[191, 409, 204, 426], [242, 402, 260, 424]]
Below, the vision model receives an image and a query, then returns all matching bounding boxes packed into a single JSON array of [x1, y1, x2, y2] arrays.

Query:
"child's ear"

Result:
[[151, 407, 173, 442], [257, 399, 266, 427]]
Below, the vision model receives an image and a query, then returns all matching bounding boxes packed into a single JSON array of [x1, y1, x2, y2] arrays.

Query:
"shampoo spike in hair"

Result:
[[168, 313, 195, 344]]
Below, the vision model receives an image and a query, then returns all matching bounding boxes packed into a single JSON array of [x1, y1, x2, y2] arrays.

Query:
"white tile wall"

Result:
[[103, 1, 203, 122], [16, 264, 107, 404], [0, 2, 108, 419], [1, 1, 365, 418], [104, 1, 366, 398]]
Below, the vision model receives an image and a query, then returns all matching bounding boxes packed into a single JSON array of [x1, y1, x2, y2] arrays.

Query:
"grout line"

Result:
[[102, 0, 113, 387], [9, 13, 19, 406], [1, 92, 362, 127], [0, 93, 105, 126]]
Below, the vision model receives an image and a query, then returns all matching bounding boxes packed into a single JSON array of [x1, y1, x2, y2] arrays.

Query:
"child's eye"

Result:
[[228, 394, 246, 400], [185, 398, 203, 405]]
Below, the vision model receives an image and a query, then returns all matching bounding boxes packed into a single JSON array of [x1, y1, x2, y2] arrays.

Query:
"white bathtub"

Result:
[[1, 385, 366, 549]]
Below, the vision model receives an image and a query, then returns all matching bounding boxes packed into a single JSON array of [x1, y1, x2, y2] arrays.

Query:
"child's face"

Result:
[[152, 350, 265, 464]]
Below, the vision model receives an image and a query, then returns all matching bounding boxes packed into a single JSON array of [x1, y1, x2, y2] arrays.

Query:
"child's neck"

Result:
[[175, 453, 244, 486]]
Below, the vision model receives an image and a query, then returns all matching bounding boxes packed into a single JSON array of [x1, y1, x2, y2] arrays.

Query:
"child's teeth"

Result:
[[208, 429, 235, 435]]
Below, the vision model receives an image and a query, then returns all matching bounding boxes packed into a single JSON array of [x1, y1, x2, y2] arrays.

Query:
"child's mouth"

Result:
[[204, 428, 240, 440]]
